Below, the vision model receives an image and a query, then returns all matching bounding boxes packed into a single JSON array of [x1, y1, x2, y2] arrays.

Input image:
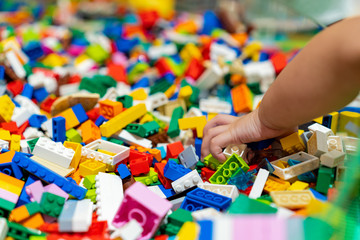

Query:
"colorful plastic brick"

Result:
[[287, 181, 309, 191], [117, 164, 131, 179], [178, 116, 207, 138], [167, 106, 184, 138], [9, 134, 21, 152], [52, 116, 66, 143], [171, 170, 202, 193], [178, 145, 199, 170], [134, 168, 158, 186], [320, 150, 345, 168], [79, 160, 106, 177], [166, 141, 184, 159], [9, 202, 41, 223], [203, 154, 222, 171], [280, 132, 306, 154], [154, 162, 173, 189], [270, 190, 314, 209], [164, 160, 191, 181], [58, 199, 93, 232], [99, 99, 123, 119], [263, 176, 291, 193], [40, 192, 65, 217], [0, 94, 15, 123], [316, 166, 336, 194], [230, 84, 252, 113], [183, 188, 232, 211], [112, 182, 172, 240], [129, 157, 150, 176]]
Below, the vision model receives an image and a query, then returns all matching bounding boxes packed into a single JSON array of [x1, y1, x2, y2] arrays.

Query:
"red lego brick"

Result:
[[155, 235, 169, 240], [138, 10, 159, 29], [129, 157, 150, 176], [166, 141, 184, 159], [155, 58, 172, 76], [86, 108, 100, 122], [17, 121, 29, 135], [270, 52, 287, 75], [107, 63, 127, 83], [68, 74, 81, 84], [1, 122, 18, 134], [40, 95, 57, 113], [154, 162, 172, 189], [184, 58, 205, 80], [200, 167, 215, 182], [129, 149, 153, 166], [7, 80, 24, 96]]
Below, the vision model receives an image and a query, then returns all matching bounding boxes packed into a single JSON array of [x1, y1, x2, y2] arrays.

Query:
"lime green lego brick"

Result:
[[203, 154, 222, 171], [146, 112, 166, 130], [85, 44, 109, 63], [66, 128, 82, 143], [128, 62, 149, 84], [209, 153, 249, 184], [134, 169, 158, 186], [168, 106, 184, 138], [85, 189, 97, 203], [29, 236, 47, 240], [27, 138, 39, 153], [25, 202, 41, 216], [83, 175, 96, 190], [303, 217, 334, 240], [116, 95, 133, 108], [7, 221, 46, 240], [228, 194, 277, 214], [150, 79, 172, 95]]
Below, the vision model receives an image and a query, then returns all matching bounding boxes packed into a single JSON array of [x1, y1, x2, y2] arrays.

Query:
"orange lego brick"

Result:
[[99, 99, 123, 119], [57, 108, 80, 130], [20, 213, 44, 229], [10, 134, 21, 152], [178, 116, 207, 138], [79, 160, 106, 177], [78, 120, 101, 144], [0, 150, 16, 164], [231, 84, 252, 113], [9, 205, 29, 222], [63, 141, 82, 170], [0, 172, 25, 196]]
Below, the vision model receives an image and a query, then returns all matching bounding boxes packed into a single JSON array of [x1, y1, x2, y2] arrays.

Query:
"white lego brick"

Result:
[[327, 136, 344, 152], [23, 127, 44, 139], [110, 219, 143, 240], [196, 63, 224, 90], [85, 32, 112, 52], [28, 72, 45, 89], [14, 95, 40, 114], [184, 107, 203, 118], [210, 42, 237, 62], [249, 168, 269, 199], [59, 83, 81, 96], [147, 186, 167, 199], [84, 139, 130, 165], [178, 145, 199, 170], [32, 137, 75, 168], [20, 140, 30, 153], [307, 131, 328, 157], [171, 170, 202, 193], [75, 58, 96, 74], [0, 217, 8, 240], [147, 92, 169, 110], [95, 172, 124, 230], [112, 129, 152, 149], [100, 87, 118, 101], [198, 182, 239, 202], [41, 119, 53, 138], [243, 60, 275, 85], [0, 139, 9, 151], [6, 50, 26, 78], [308, 123, 334, 136], [59, 199, 93, 232], [192, 207, 223, 221], [199, 98, 232, 114], [341, 136, 358, 154], [148, 43, 177, 60], [11, 107, 32, 127], [116, 82, 132, 96], [320, 150, 346, 168]]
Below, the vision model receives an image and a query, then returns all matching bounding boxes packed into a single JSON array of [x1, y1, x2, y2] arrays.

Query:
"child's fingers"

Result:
[[203, 114, 236, 138], [201, 125, 229, 159], [209, 130, 235, 162]]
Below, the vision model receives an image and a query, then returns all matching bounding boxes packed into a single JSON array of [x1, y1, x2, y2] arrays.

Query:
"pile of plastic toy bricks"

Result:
[[0, 1, 359, 240]]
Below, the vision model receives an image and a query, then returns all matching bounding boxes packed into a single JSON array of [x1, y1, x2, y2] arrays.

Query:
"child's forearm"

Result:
[[259, 17, 360, 130]]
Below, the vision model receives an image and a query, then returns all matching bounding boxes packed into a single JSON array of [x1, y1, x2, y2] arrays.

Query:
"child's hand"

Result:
[[201, 109, 294, 162]]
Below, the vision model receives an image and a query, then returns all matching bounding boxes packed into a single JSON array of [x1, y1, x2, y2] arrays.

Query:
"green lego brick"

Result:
[[116, 95, 133, 108], [85, 189, 97, 203], [0, 197, 15, 218], [146, 112, 166, 130], [27, 138, 39, 153], [126, 123, 143, 136], [150, 79, 172, 95], [66, 128, 82, 143], [142, 121, 160, 137], [209, 153, 249, 184], [164, 223, 181, 236], [167, 208, 193, 227], [167, 106, 184, 138], [25, 202, 41, 216], [107, 137, 124, 145], [316, 166, 335, 194], [23, 64, 33, 77], [79, 75, 117, 97], [7, 221, 46, 240], [247, 82, 263, 95], [195, 160, 205, 170], [40, 192, 65, 217], [203, 154, 222, 171], [303, 217, 334, 240], [149, 180, 162, 186], [134, 169, 158, 186], [228, 194, 277, 214], [83, 175, 96, 190]]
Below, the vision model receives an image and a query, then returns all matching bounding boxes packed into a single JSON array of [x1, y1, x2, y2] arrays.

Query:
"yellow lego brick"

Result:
[[130, 88, 148, 101], [176, 221, 200, 240], [57, 108, 80, 130], [274, 161, 288, 169], [64, 141, 82, 170], [329, 112, 339, 134], [338, 111, 360, 137], [180, 43, 202, 62], [100, 103, 147, 138], [306, 198, 331, 216], [98, 149, 116, 156], [10, 134, 21, 152], [79, 160, 106, 177], [313, 116, 323, 124], [207, 113, 218, 121], [0, 172, 24, 195], [270, 190, 314, 209], [42, 53, 67, 67], [279, 132, 305, 154], [74, 54, 91, 66], [298, 129, 304, 136], [0, 129, 11, 141], [178, 116, 207, 138], [139, 114, 154, 124], [164, 84, 176, 99], [178, 86, 193, 99], [242, 41, 262, 58], [287, 181, 309, 191], [0, 95, 15, 123], [264, 176, 290, 193]]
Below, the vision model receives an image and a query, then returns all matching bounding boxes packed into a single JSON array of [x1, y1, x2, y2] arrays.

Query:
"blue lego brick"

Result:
[[33, 87, 48, 102], [194, 138, 202, 159], [71, 104, 89, 124], [0, 162, 23, 179], [163, 160, 191, 181], [155, 146, 166, 159], [0, 66, 4, 80], [322, 115, 332, 129], [52, 116, 66, 143], [228, 168, 254, 191], [163, 73, 176, 84], [187, 188, 232, 211], [247, 139, 273, 150], [309, 188, 327, 201], [116, 38, 139, 54], [117, 164, 131, 179], [198, 220, 213, 240], [158, 184, 175, 198], [16, 174, 39, 207], [201, 10, 221, 35], [28, 114, 47, 128], [181, 196, 219, 212], [131, 77, 149, 90], [12, 152, 87, 200], [21, 83, 34, 99], [22, 41, 44, 61], [11, 99, 20, 107], [94, 115, 107, 127]]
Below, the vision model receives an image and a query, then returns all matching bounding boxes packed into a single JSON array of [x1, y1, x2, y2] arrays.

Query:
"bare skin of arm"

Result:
[[201, 17, 360, 162]]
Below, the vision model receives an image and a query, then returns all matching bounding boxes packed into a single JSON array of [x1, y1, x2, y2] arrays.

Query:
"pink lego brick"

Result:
[[25, 180, 44, 203], [0, 187, 19, 203], [112, 182, 172, 240], [44, 183, 69, 200], [233, 215, 287, 240]]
